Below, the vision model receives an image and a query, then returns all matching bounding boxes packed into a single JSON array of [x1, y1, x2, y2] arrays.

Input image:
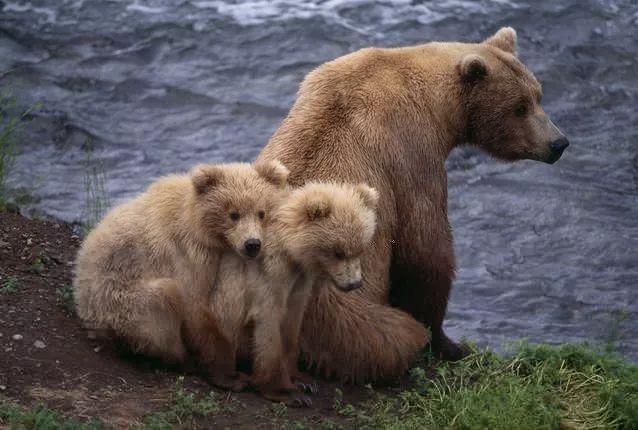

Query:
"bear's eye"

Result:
[[515, 104, 528, 117], [334, 249, 346, 260], [229, 212, 240, 221], [258, 210, 265, 220]]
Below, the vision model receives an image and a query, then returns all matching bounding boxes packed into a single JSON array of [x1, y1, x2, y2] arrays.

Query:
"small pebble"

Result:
[[26, 238, 33, 245], [34, 340, 46, 349], [94, 346, 102, 353], [0, 385, 6, 390], [12, 334, 23, 341]]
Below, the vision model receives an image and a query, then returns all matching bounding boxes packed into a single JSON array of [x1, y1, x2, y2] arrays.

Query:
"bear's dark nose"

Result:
[[244, 239, 261, 258], [550, 137, 570, 154], [344, 280, 362, 291], [546, 137, 569, 164]]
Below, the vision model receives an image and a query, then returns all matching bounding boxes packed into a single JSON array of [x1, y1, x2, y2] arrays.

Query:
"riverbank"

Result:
[[1, 211, 636, 429]]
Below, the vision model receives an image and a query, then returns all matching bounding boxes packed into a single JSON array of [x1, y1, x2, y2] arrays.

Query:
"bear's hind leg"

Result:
[[125, 278, 188, 364]]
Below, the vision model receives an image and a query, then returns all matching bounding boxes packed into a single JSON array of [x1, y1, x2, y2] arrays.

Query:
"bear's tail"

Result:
[[300, 287, 429, 383]]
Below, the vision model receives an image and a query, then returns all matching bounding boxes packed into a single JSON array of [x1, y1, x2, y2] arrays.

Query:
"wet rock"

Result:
[[34, 340, 46, 349]]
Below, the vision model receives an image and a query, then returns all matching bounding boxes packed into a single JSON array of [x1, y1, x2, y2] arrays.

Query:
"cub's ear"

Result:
[[304, 194, 331, 221], [355, 184, 379, 210], [191, 164, 224, 195], [459, 54, 489, 82], [254, 160, 289, 188], [484, 27, 517, 56]]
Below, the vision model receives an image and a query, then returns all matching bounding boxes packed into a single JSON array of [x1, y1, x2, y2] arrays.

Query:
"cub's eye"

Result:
[[515, 104, 528, 117], [334, 249, 346, 260], [258, 210, 265, 220], [229, 212, 240, 221]]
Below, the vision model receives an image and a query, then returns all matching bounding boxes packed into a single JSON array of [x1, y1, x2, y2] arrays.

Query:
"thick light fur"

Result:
[[74, 161, 289, 389], [211, 182, 378, 404], [256, 27, 569, 382]]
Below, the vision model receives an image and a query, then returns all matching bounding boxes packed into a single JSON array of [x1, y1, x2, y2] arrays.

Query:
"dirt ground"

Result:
[[0, 211, 407, 428]]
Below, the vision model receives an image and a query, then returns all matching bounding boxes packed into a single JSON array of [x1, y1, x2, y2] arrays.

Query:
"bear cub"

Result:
[[73, 160, 288, 391], [232, 182, 379, 405]]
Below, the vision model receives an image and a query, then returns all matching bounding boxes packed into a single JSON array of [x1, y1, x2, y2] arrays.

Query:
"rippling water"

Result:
[[1, 0, 637, 359]]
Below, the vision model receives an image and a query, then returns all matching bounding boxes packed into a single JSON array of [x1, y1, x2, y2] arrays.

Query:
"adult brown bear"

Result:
[[257, 27, 569, 383]]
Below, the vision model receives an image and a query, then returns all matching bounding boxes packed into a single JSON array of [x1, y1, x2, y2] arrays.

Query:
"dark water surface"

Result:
[[1, 1, 637, 358]]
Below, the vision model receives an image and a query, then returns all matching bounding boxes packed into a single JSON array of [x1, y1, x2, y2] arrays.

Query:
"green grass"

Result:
[[335, 342, 638, 430], [139, 376, 234, 429], [2, 344, 636, 429], [0, 396, 104, 430], [29, 254, 46, 275], [1, 275, 19, 294], [56, 284, 76, 314], [0, 92, 38, 211], [82, 143, 109, 232]]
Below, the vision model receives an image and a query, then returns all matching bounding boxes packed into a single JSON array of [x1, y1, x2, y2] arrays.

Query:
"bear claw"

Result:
[[288, 394, 313, 408]]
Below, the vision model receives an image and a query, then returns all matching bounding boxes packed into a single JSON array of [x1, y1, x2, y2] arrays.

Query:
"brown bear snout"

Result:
[[343, 280, 362, 291], [546, 137, 570, 164], [244, 238, 261, 258]]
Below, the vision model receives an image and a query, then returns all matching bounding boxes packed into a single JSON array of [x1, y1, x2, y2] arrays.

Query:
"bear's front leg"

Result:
[[251, 303, 312, 407], [281, 284, 318, 394], [182, 304, 248, 392], [390, 196, 470, 361]]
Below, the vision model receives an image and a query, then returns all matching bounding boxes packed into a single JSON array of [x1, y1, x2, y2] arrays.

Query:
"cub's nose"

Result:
[[244, 239, 261, 258], [550, 137, 570, 154], [344, 280, 362, 291]]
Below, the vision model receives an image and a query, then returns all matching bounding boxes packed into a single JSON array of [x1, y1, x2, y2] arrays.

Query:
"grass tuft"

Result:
[[0, 275, 19, 294], [346, 342, 637, 430], [139, 376, 230, 429], [0, 92, 39, 211], [57, 284, 76, 314], [82, 142, 109, 232], [0, 396, 104, 429]]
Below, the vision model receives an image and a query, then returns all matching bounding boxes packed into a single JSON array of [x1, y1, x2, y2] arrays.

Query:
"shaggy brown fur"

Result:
[[211, 182, 378, 405], [257, 27, 569, 382], [73, 161, 289, 390]]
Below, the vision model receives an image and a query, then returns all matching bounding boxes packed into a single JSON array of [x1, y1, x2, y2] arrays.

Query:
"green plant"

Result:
[[0, 92, 39, 210], [29, 254, 46, 274], [57, 284, 75, 313], [332, 388, 357, 418], [82, 142, 110, 231], [345, 343, 637, 430], [139, 376, 227, 429], [0, 275, 19, 294], [269, 401, 288, 418], [0, 396, 104, 429]]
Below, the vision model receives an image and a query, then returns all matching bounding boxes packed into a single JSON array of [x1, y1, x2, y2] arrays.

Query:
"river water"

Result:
[[1, 0, 637, 359]]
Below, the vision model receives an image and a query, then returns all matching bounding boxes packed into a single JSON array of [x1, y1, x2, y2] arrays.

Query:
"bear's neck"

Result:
[[260, 47, 468, 187]]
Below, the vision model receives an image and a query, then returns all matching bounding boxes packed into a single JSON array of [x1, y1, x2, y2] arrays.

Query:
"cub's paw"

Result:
[[260, 388, 313, 408], [210, 371, 250, 392], [292, 373, 318, 394]]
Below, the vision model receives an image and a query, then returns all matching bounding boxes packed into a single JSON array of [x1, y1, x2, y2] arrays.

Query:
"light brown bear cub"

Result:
[[73, 160, 288, 390], [245, 182, 378, 405]]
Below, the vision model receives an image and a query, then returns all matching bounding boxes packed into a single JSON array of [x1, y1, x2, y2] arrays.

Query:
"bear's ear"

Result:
[[355, 184, 379, 210], [304, 194, 331, 221], [254, 160, 290, 188], [484, 27, 517, 56], [459, 54, 489, 82], [191, 164, 224, 195]]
